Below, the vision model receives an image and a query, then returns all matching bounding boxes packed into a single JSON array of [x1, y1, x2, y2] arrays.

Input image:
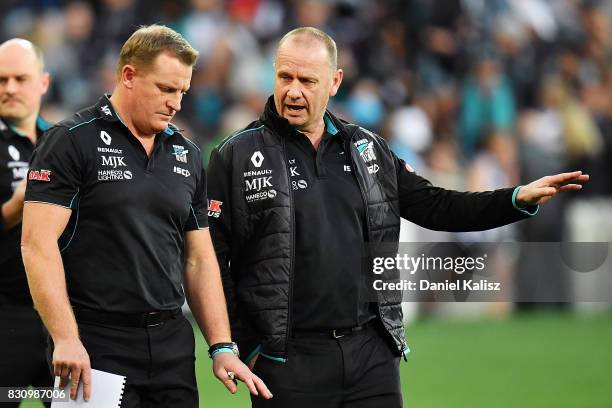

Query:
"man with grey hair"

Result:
[[0, 38, 53, 407], [207, 27, 588, 407]]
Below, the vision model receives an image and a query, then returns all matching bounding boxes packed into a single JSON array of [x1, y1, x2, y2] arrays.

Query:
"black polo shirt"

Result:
[[0, 116, 51, 306], [288, 118, 376, 330], [25, 95, 208, 313]]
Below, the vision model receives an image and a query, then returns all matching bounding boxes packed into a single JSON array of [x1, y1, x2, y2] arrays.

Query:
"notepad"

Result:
[[51, 369, 126, 407]]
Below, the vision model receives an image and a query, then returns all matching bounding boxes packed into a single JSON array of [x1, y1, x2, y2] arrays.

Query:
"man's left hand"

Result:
[[212, 352, 273, 399], [516, 171, 589, 206]]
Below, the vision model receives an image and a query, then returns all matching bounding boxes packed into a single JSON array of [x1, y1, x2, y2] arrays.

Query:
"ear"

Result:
[[40, 72, 50, 96], [329, 69, 343, 97], [121, 65, 137, 89]]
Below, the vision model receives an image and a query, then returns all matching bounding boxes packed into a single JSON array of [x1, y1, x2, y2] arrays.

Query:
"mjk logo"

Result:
[[28, 169, 51, 182], [251, 151, 264, 168], [101, 156, 126, 168], [245, 177, 272, 191], [12, 167, 27, 179], [100, 131, 112, 145]]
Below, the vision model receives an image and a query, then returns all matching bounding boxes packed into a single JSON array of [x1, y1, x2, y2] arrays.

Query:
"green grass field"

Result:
[[21, 311, 612, 407]]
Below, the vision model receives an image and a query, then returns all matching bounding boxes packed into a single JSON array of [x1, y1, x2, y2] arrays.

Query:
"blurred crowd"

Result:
[[2, 0, 611, 212]]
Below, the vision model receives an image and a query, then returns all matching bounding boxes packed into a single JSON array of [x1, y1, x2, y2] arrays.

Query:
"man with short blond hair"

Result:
[[0, 37, 52, 408], [115, 24, 199, 78], [207, 27, 588, 407], [22, 24, 271, 406]]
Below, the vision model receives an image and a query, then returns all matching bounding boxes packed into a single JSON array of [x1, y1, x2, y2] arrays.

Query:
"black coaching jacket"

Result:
[[207, 97, 536, 362]]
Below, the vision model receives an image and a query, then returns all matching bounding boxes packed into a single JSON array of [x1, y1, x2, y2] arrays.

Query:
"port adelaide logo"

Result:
[[354, 138, 379, 174], [172, 145, 188, 163], [244, 151, 276, 203]]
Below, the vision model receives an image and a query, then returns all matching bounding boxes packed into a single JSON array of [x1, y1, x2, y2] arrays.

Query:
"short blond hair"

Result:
[[116, 25, 198, 78], [279, 27, 338, 70]]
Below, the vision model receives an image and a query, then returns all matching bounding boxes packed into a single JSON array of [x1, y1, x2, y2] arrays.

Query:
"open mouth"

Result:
[[286, 104, 305, 112]]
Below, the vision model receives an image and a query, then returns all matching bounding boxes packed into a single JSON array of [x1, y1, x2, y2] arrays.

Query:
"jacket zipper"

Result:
[[347, 137, 371, 242], [282, 137, 295, 362], [347, 137, 408, 361], [347, 136, 378, 313]]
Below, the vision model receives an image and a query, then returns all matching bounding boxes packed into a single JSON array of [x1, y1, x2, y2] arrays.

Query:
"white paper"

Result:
[[51, 369, 126, 407]]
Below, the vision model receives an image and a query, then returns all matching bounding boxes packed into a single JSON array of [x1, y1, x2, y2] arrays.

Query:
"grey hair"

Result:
[[278, 27, 338, 70]]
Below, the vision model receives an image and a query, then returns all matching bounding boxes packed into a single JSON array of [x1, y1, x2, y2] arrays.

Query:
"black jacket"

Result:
[[207, 98, 535, 362]]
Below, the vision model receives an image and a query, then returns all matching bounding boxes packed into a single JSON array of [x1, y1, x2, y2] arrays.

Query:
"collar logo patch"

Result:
[[172, 145, 188, 163], [101, 105, 112, 116]]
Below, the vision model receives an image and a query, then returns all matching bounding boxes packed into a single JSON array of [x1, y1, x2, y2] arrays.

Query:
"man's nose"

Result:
[[168, 93, 182, 112], [5, 78, 19, 94], [287, 81, 302, 99]]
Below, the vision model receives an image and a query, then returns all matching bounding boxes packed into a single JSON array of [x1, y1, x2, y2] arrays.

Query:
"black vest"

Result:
[[208, 99, 408, 360]]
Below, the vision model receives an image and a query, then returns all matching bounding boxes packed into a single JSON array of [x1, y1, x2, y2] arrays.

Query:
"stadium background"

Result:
[[2, 0, 610, 406]]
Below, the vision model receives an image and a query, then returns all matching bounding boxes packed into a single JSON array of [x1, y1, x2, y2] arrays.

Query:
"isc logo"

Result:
[[173, 166, 191, 178]]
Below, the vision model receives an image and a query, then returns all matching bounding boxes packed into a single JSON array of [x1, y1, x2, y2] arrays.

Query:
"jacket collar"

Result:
[[260, 95, 355, 141], [94, 94, 176, 136], [0, 115, 52, 141], [95, 94, 121, 123]]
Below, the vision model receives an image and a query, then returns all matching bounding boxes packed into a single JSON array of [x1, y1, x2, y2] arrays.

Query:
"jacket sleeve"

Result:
[[207, 147, 260, 362], [393, 152, 537, 232]]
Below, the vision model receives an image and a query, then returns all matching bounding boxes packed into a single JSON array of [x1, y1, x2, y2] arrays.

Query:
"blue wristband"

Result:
[[512, 186, 539, 216], [210, 347, 234, 358]]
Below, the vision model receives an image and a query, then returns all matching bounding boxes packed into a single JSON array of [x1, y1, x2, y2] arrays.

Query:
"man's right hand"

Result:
[[53, 338, 92, 401], [212, 352, 272, 399]]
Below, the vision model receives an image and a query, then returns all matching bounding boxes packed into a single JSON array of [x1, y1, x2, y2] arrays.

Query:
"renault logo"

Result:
[[251, 151, 264, 168], [100, 131, 112, 146]]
